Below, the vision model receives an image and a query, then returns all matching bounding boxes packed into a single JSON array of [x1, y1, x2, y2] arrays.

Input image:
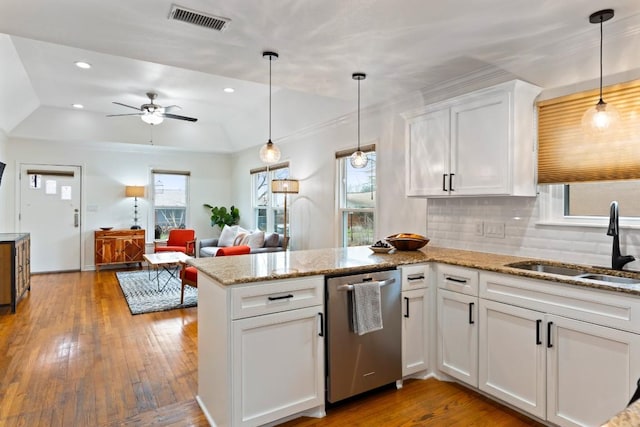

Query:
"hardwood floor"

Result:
[[0, 271, 543, 427]]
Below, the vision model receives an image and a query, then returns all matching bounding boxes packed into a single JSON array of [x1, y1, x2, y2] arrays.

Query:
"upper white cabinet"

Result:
[[404, 79, 541, 197]]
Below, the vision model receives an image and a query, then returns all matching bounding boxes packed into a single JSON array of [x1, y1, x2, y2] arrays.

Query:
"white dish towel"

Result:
[[351, 281, 383, 335]]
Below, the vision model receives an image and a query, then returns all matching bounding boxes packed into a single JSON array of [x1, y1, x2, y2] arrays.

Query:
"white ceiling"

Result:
[[1, 0, 640, 153]]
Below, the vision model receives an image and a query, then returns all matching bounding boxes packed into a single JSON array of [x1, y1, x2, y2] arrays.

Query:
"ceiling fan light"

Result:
[[350, 150, 368, 168], [259, 140, 281, 164], [141, 112, 164, 125]]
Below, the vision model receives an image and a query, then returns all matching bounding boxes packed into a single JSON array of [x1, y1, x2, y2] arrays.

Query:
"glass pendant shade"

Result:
[[581, 99, 621, 135], [350, 150, 368, 168], [259, 140, 281, 163]]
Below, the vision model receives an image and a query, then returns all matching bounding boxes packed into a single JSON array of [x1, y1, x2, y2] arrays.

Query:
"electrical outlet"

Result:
[[484, 222, 505, 238], [474, 221, 484, 236]]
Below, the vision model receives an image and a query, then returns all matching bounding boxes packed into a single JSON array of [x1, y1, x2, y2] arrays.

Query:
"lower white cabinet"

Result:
[[402, 287, 429, 377], [232, 305, 325, 426], [479, 271, 640, 427], [198, 274, 325, 427], [437, 288, 478, 387]]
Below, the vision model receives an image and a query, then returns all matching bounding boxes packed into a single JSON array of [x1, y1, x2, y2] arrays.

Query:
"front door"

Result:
[[19, 164, 82, 273]]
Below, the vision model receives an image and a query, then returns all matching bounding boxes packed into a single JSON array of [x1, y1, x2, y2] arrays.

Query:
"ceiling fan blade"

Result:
[[164, 105, 182, 113], [106, 113, 144, 117], [163, 113, 198, 122], [113, 101, 142, 111]]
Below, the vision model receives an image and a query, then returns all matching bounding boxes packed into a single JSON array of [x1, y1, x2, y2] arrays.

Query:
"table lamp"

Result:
[[125, 185, 145, 229]]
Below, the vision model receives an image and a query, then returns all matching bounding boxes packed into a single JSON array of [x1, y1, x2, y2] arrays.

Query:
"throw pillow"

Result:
[[233, 233, 247, 247], [264, 232, 280, 248], [243, 230, 265, 249], [218, 225, 239, 247]]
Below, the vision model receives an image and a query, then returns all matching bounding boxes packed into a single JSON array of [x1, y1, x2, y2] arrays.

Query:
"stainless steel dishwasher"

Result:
[[325, 268, 401, 403]]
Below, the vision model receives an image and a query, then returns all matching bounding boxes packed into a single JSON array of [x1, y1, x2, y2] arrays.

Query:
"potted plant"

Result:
[[204, 204, 240, 228]]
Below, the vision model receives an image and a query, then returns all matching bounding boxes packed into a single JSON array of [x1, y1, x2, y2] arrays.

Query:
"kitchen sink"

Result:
[[506, 262, 587, 277], [576, 274, 640, 285]]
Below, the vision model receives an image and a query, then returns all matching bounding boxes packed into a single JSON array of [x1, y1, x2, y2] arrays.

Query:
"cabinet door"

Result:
[[402, 287, 429, 377], [232, 305, 324, 426], [546, 314, 640, 427], [405, 108, 450, 196], [437, 288, 478, 387], [479, 299, 546, 419], [450, 90, 510, 195]]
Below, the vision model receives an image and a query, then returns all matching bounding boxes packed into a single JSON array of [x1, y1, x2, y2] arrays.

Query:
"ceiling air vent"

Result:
[[168, 5, 231, 31]]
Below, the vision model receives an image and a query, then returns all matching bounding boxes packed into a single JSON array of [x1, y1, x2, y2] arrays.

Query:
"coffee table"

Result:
[[143, 252, 192, 291]]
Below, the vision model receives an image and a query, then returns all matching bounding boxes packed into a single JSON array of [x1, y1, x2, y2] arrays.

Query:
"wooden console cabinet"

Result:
[[0, 233, 31, 313], [94, 229, 145, 271]]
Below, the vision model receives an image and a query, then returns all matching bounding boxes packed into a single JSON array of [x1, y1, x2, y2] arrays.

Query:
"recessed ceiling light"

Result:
[[74, 61, 91, 69], [72, 104, 84, 109], [223, 87, 235, 93]]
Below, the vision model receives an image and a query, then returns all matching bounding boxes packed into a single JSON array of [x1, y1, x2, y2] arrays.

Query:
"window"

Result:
[[152, 171, 189, 239], [251, 162, 289, 232], [540, 182, 640, 227], [337, 147, 376, 247]]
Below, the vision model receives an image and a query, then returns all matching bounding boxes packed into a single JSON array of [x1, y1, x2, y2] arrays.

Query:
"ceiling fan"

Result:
[[106, 92, 198, 125]]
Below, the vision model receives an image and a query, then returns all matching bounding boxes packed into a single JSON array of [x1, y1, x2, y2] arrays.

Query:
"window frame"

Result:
[[336, 147, 377, 247], [250, 163, 289, 233], [151, 170, 190, 239], [538, 183, 640, 229]]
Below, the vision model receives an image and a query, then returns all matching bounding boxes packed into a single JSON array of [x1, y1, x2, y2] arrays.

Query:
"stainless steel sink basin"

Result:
[[576, 274, 640, 285], [506, 262, 587, 277]]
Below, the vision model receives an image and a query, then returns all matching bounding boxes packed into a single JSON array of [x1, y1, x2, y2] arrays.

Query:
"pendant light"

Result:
[[259, 51, 281, 164], [581, 9, 620, 135], [350, 72, 368, 168]]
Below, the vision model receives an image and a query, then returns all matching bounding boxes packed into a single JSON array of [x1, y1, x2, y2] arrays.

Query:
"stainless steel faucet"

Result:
[[607, 201, 635, 270]]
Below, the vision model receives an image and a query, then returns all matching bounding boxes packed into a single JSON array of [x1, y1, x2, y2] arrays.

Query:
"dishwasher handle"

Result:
[[336, 277, 396, 292]]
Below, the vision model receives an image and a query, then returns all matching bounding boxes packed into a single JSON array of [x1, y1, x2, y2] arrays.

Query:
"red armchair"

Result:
[[216, 245, 251, 256], [154, 229, 196, 256], [179, 262, 198, 304]]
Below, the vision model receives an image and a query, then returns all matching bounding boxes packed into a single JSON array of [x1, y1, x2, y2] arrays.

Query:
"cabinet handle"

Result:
[[318, 312, 324, 337], [404, 297, 410, 318], [449, 173, 455, 192], [536, 319, 542, 345], [74, 211, 79, 227], [442, 174, 448, 191], [267, 294, 294, 301], [547, 321, 553, 348], [407, 274, 425, 281], [445, 276, 467, 284], [469, 302, 475, 324]]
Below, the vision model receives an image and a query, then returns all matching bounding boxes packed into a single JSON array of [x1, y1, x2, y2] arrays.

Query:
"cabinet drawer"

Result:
[[437, 264, 478, 296], [401, 264, 428, 291], [231, 276, 324, 320], [480, 271, 640, 334]]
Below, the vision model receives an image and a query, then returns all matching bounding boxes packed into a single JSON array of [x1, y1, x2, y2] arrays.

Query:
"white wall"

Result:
[[6, 138, 233, 270], [230, 97, 428, 250], [0, 130, 9, 231]]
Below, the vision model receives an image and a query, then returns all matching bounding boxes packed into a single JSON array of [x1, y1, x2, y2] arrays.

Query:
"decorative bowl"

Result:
[[385, 233, 430, 251], [369, 246, 393, 254], [100, 227, 113, 231]]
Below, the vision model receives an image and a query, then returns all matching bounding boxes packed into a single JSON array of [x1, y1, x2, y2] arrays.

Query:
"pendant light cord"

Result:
[[357, 77, 361, 151], [269, 56, 272, 141], [599, 15, 604, 102]]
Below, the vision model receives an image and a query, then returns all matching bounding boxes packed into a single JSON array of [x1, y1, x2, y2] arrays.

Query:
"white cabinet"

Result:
[[546, 314, 640, 427], [479, 271, 640, 427], [436, 265, 479, 387], [198, 274, 325, 427], [404, 79, 541, 197], [232, 306, 324, 426], [400, 264, 429, 377]]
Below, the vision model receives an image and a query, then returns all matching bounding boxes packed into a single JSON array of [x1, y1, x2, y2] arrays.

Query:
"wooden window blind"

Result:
[[249, 161, 289, 175], [537, 79, 640, 184], [335, 143, 376, 159]]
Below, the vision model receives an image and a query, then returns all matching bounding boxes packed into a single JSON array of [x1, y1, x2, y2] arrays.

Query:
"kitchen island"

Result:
[[190, 245, 640, 427]]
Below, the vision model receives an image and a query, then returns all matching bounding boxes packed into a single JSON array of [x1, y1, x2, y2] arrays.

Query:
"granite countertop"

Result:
[[602, 400, 640, 426], [0, 232, 30, 242], [188, 245, 640, 296]]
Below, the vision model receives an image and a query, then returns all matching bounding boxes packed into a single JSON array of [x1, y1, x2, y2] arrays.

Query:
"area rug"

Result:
[[116, 269, 197, 315]]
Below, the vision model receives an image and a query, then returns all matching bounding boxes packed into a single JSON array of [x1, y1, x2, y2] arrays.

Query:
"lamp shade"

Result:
[[141, 112, 164, 125], [271, 179, 299, 194], [125, 185, 145, 197]]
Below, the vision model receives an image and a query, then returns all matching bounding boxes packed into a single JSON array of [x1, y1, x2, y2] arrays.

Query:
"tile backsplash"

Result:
[[426, 196, 640, 270]]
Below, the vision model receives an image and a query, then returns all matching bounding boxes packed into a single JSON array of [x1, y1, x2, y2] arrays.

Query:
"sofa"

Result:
[[199, 231, 286, 257]]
